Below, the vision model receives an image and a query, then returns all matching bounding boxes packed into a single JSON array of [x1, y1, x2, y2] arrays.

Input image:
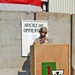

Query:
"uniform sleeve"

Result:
[[47, 38, 52, 44], [33, 38, 40, 44], [34, 38, 38, 43]]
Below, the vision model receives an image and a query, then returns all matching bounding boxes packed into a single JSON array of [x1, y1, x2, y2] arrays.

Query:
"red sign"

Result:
[[0, 0, 42, 6], [41, 0, 48, 2]]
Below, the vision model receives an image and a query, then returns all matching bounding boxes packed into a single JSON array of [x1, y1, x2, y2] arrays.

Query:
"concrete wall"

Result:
[[35, 12, 71, 44], [72, 14, 75, 75], [35, 12, 71, 74], [0, 11, 34, 75], [0, 12, 72, 75]]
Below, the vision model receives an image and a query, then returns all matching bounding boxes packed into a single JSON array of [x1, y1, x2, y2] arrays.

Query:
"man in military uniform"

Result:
[[34, 27, 51, 44]]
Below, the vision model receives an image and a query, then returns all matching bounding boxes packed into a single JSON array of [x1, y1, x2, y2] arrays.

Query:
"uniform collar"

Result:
[[39, 36, 48, 40]]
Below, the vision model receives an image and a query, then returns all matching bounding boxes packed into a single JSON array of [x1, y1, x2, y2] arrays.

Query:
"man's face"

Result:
[[40, 32, 46, 37]]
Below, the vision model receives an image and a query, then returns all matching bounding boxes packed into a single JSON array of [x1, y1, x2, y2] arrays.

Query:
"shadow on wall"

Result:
[[72, 66, 75, 75], [18, 53, 30, 75]]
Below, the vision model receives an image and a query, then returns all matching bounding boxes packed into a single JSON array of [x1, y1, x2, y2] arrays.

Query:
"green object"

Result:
[[42, 62, 56, 75]]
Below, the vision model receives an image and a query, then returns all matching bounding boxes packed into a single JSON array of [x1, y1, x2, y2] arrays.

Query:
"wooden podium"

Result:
[[30, 44, 71, 75]]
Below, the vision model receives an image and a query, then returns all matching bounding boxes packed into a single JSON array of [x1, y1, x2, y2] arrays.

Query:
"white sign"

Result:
[[52, 70, 64, 75], [22, 20, 48, 56], [41, 0, 48, 2]]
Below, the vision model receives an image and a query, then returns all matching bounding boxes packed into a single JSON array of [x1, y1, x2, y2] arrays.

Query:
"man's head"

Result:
[[39, 27, 47, 37]]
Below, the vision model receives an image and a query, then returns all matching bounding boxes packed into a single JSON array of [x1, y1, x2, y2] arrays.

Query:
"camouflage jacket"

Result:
[[34, 37, 51, 44]]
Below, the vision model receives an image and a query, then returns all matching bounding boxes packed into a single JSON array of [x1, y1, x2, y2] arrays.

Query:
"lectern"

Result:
[[30, 44, 71, 75]]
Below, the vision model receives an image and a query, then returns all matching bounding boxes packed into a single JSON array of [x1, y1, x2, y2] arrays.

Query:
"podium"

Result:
[[30, 44, 71, 75]]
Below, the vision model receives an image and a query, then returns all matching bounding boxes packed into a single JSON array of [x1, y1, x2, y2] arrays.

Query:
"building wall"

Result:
[[35, 12, 71, 44], [0, 11, 73, 75], [0, 11, 34, 75], [72, 14, 75, 75], [49, 0, 75, 14]]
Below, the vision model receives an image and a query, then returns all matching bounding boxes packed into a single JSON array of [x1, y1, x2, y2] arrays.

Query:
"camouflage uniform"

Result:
[[34, 27, 51, 44], [34, 36, 51, 44]]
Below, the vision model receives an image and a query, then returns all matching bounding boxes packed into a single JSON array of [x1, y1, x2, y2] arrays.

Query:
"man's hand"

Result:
[[40, 38, 45, 44], [33, 42, 36, 44]]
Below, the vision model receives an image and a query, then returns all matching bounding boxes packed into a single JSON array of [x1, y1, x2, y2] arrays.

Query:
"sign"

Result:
[[42, 62, 56, 75], [22, 20, 48, 56], [0, 0, 41, 6], [42, 62, 64, 75], [52, 70, 64, 75]]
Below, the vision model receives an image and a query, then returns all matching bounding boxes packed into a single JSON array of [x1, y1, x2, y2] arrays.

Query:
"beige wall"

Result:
[[0, 11, 34, 75], [72, 14, 75, 75], [35, 12, 71, 44], [0, 11, 73, 75]]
